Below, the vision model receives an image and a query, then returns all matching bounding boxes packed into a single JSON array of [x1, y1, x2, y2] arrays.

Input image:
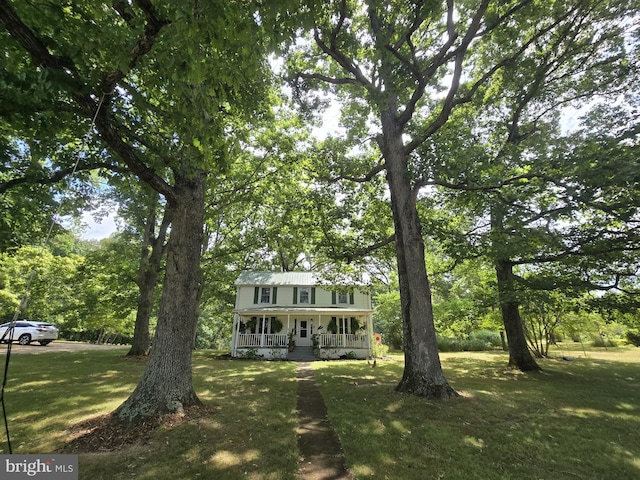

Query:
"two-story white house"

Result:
[[231, 271, 374, 360]]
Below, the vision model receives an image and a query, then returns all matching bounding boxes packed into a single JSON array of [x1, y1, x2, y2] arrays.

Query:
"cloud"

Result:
[[79, 210, 118, 240]]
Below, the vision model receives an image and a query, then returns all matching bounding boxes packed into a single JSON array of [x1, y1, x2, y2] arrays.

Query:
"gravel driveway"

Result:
[[0, 340, 129, 354]]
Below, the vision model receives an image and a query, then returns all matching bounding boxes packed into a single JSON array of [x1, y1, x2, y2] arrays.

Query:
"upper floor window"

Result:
[[332, 290, 355, 305], [299, 287, 310, 304], [260, 287, 271, 303], [293, 287, 315, 304], [254, 286, 277, 304]]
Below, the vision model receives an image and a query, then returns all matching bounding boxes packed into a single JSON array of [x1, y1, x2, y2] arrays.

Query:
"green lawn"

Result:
[[314, 345, 640, 480], [0, 344, 638, 479]]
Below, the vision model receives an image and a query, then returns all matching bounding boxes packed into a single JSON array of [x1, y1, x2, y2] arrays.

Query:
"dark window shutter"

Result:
[[332, 291, 336, 304], [349, 292, 355, 304], [272, 287, 278, 304], [254, 287, 259, 304], [311, 287, 316, 304], [293, 287, 298, 304]]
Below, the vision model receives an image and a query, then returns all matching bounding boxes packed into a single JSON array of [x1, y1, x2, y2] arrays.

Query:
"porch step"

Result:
[[288, 346, 317, 362]]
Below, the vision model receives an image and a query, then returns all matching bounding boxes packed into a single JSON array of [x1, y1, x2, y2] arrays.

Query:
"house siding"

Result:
[[236, 285, 370, 310]]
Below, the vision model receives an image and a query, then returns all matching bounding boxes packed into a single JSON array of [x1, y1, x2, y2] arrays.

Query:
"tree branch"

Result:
[[0, 0, 178, 203], [344, 234, 395, 264], [405, 1, 576, 156], [0, 161, 129, 194], [101, 0, 170, 95], [320, 162, 386, 184], [0, 0, 75, 71]]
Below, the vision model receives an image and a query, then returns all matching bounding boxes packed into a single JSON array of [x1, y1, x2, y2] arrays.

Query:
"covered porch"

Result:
[[231, 307, 374, 360]]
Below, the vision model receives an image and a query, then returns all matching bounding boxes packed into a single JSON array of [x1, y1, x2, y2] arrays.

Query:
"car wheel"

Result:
[[18, 334, 31, 345], [39, 341, 51, 346]]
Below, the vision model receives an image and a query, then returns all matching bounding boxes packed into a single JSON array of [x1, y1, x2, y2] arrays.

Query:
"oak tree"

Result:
[[0, 0, 274, 422]]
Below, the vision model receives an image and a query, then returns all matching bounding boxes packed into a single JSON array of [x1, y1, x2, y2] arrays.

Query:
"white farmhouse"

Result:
[[231, 271, 374, 360]]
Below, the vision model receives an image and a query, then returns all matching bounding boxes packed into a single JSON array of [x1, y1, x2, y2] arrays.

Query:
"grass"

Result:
[[1, 349, 299, 479], [314, 343, 640, 479], [0, 343, 638, 479]]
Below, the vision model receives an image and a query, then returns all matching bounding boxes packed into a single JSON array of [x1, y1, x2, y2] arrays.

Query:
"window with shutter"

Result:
[[260, 287, 271, 303], [299, 287, 310, 304]]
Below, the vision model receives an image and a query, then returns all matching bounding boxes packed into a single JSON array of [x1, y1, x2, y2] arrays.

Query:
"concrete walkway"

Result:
[[296, 362, 351, 480]]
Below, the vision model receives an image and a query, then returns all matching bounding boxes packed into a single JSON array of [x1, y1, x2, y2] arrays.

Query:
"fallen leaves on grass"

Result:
[[59, 405, 217, 453]]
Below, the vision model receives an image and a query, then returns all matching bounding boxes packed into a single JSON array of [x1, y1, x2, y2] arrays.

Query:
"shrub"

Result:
[[625, 331, 640, 347], [469, 329, 502, 347], [590, 334, 617, 348], [372, 343, 389, 358], [437, 337, 463, 352], [461, 338, 492, 351], [239, 348, 262, 359], [438, 335, 495, 352]]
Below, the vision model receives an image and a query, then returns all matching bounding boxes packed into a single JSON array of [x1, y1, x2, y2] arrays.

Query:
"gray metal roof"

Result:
[[235, 271, 317, 286], [234, 306, 373, 314]]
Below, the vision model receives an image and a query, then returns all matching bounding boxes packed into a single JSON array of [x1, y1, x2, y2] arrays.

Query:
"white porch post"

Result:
[[232, 313, 241, 356], [342, 314, 347, 347], [367, 312, 374, 357], [261, 313, 266, 347], [231, 314, 236, 356]]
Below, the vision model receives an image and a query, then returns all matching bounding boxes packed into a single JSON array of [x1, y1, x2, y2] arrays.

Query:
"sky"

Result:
[[78, 210, 118, 240]]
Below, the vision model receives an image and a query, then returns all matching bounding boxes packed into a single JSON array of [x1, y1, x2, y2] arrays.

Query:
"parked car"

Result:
[[0, 320, 59, 346]]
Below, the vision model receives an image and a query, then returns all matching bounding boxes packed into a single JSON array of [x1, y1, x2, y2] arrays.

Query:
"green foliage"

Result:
[[0, 245, 82, 322], [625, 331, 640, 347], [437, 335, 497, 352], [470, 329, 502, 347], [590, 334, 618, 348], [431, 260, 499, 338], [238, 347, 261, 359], [0, 236, 140, 342], [436, 337, 464, 352], [436, 330, 501, 352], [372, 290, 403, 350], [195, 304, 233, 350], [371, 343, 389, 358], [326, 317, 337, 334]]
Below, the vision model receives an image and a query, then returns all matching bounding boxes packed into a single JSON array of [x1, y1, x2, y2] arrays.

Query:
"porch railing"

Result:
[[236, 333, 288, 348], [319, 333, 369, 349], [236, 333, 369, 349]]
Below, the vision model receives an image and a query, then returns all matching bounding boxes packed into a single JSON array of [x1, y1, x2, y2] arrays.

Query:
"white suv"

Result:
[[0, 320, 59, 346]]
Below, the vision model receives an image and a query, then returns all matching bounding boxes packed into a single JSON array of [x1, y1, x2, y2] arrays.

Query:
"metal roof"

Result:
[[234, 306, 373, 314], [234, 271, 317, 286]]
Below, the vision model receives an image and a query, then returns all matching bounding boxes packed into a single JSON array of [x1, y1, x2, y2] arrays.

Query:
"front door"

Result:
[[297, 319, 311, 346]]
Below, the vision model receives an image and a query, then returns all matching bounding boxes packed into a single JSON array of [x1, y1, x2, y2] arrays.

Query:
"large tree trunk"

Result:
[[495, 259, 541, 372], [127, 200, 171, 357], [114, 171, 205, 422], [379, 112, 457, 399]]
